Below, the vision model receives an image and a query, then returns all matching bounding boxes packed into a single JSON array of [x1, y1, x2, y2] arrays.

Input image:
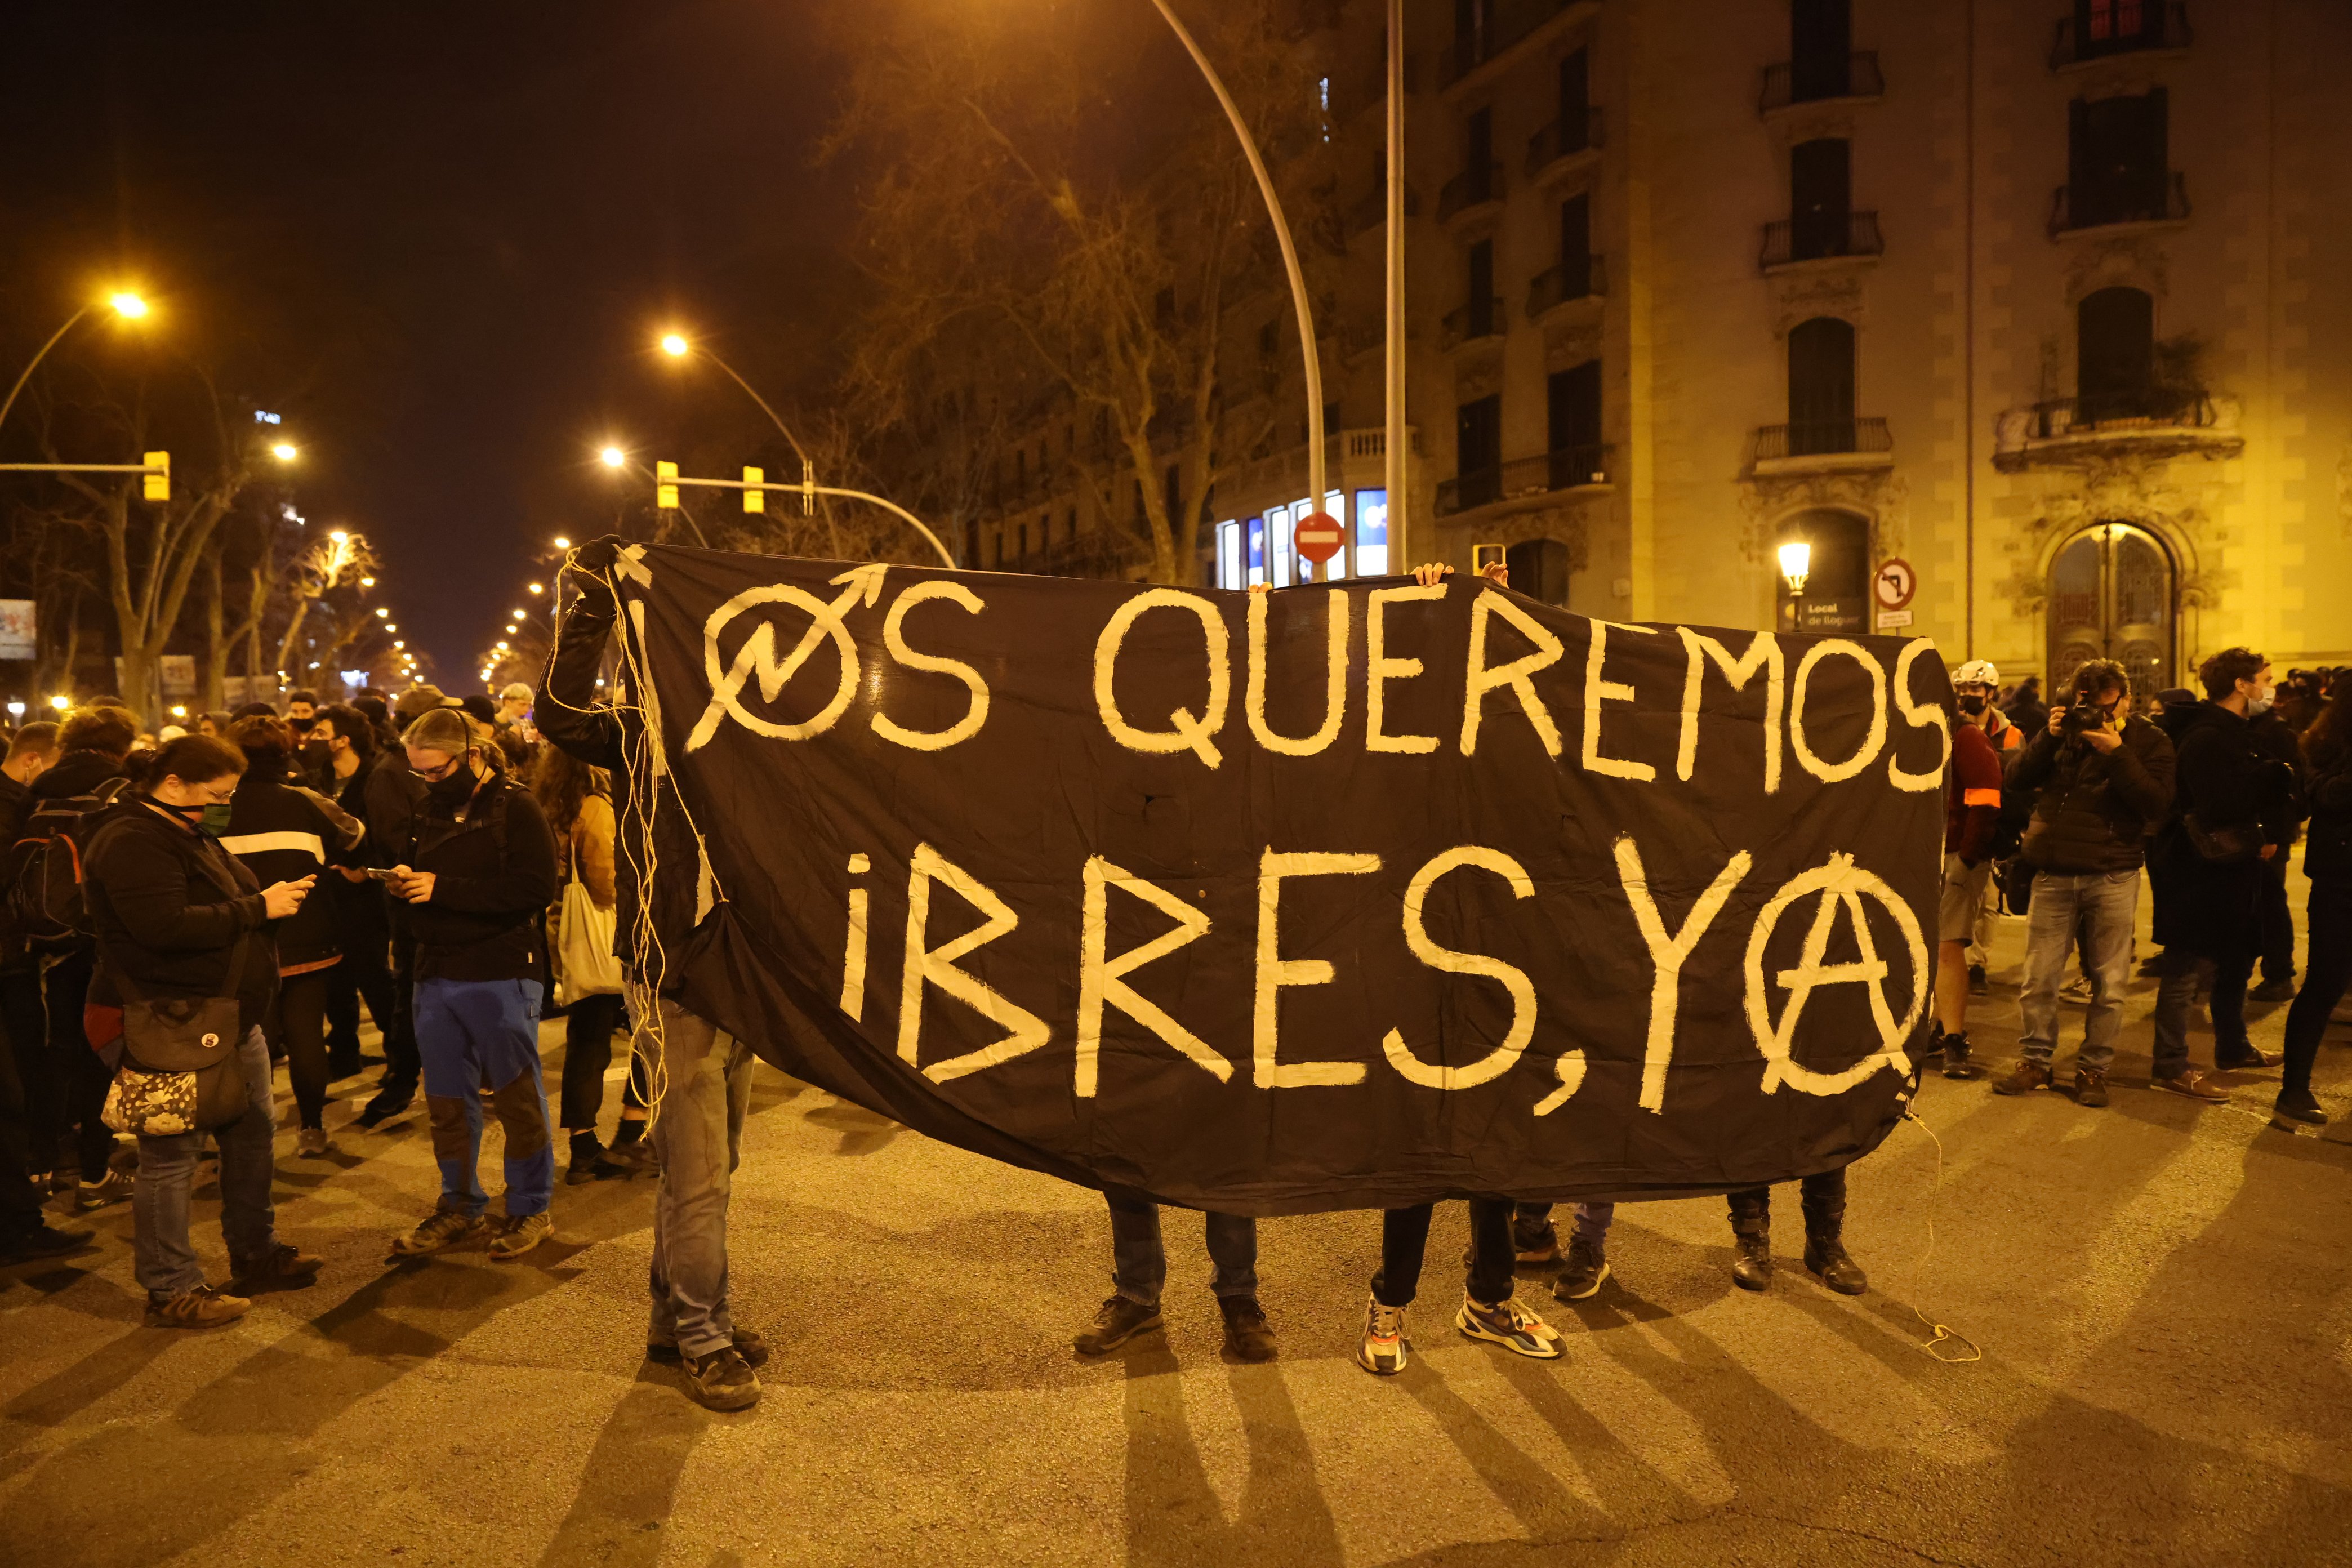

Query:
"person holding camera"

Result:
[[2146, 649, 2297, 1097], [1993, 659, 2176, 1107]]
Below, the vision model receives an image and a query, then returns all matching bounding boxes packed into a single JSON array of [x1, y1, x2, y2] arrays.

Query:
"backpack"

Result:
[[6, 778, 132, 955]]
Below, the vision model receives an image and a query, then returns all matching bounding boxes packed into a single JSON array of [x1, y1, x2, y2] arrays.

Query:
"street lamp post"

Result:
[[658, 335, 816, 511], [654, 466, 956, 569], [0, 293, 149, 438]]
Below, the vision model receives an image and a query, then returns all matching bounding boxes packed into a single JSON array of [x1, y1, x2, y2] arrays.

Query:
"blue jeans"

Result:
[[1105, 1191, 1258, 1308], [133, 1026, 278, 1299], [645, 999, 754, 1358], [2018, 869, 2141, 1072], [414, 978, 553, 1219]]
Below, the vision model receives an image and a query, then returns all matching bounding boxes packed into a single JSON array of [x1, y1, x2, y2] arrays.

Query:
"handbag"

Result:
[[104, 990, 249, 1136], [558, 872, 625, 999], [2182, 812, 2261, 864]]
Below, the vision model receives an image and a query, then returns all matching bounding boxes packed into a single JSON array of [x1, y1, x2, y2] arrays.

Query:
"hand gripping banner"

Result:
[[607, 544, 1950, 1216]]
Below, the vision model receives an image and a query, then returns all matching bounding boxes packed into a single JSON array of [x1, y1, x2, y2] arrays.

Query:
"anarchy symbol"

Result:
[[684, 564, 889, 752], [1742, 852, 1925, 1095]]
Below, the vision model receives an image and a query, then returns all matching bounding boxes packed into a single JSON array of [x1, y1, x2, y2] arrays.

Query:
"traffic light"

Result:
[[743, 466, 764, 514], [655, 460, 678, 510], [143, 451, 170, 502]]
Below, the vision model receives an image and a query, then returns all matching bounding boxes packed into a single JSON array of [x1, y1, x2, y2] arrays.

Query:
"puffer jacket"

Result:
[[2010, 711, 2176, 874]]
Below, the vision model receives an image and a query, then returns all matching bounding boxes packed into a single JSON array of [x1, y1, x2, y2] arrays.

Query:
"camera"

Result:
[[2059, 702, 2110, 738]]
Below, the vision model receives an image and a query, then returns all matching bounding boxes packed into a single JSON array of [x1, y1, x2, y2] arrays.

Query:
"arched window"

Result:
[[1505, 538, 1573, 607], [1787, 317, 1856, 456], [2077, 286, 2154, 423]]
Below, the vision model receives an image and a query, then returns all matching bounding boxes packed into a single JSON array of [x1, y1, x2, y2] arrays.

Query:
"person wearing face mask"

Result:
[[2145, 649, 2300, 1097], [81, 733, 322, 1325], [283, 689, 319, 740], [384, 706, 561, 1262], [1931, 661, 2007, 1079], [1994, 660, 2176, 1107], [310, 705, 397, 1082]]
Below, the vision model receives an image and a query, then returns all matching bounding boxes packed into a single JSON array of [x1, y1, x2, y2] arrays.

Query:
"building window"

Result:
[[1456, 393, 1503, 510], [1352, 489, 1390, 578], [1547, 360, 1602, 489], [1246, 516, 1267, 586], [1463, 107, 1494, 204], [1558, 193, 1592, 297], [1217, 520, 1242, 589], [2066, 89, 2169, 228], [1466, 239, 1496, 338], [1454, 0, 1491, 75], [1790, 0, 1853, 100], [1558, 47, 1591, 150], [1787, 316, 1857, 455], [2076, 286, 2156, 423], [1776, 509, 1870, 633], [1505, 539, 1573, 607], [1789, 138, 1851, 260]]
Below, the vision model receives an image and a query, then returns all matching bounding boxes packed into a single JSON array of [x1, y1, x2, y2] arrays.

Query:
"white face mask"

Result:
[[2248, 692, 2274, 715]]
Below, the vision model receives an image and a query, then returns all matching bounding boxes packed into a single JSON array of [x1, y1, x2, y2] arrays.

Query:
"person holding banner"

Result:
[[1072, 1190, 1273, 1362]]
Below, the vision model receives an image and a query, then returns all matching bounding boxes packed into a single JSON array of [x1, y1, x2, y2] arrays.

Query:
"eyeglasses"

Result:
[[412, 755, 468, 782]]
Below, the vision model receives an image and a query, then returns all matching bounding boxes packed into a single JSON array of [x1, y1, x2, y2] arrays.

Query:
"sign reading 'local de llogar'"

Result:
[[609, 545, 1952, 1215]]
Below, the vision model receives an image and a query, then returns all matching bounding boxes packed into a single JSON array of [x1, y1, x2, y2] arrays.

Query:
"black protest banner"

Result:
[[606, 544, 1950, 1216]]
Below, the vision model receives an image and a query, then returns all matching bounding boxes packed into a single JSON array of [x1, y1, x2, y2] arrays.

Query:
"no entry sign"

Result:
[[1294, 511, 1344, 564]]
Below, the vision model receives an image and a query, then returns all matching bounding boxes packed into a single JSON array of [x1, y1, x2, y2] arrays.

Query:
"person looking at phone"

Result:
[[382, 707, 562, 1263], [1994, 660, 2176, 1107], [82, 733, 322, 1327]]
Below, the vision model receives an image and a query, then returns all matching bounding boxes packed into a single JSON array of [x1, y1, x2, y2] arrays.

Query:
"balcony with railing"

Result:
[[2048, 171, 2189, 237], [1346, 181, 1421, 237], [1525, 109, 1605, 179], [1992, 391, 2241, 470], [1441, 0, 1581, 90], [2051, 2, 2191, 68], [1750, 418, 1892, 471], [1759, 211, 1884, 270], [1437, 444, 1614, 516], [1437, 161, 1505, 225], [1441, 296, 1505, 350], [1526, 255, 1607, 318], [1759, 50, 1884, 112]]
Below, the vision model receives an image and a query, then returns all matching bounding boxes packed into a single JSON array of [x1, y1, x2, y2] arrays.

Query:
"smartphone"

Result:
[[365, 867, 402, 883]]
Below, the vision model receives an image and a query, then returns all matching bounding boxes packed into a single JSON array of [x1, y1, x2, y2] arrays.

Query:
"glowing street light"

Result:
[[554, 536, 571, 550], [360, 576, 376, 588], [527, 582, 544, 595], [1778, 540, 1812, 595], [272, 442, 299, 462], [374, 607, 388, 618], [0, 288, 155, 436], [660, 332, 690, 358], [329, 529, 348, 544], [598, 447, 625, 470], [48, 694, 69, 711], [110, 292, 148, 319]]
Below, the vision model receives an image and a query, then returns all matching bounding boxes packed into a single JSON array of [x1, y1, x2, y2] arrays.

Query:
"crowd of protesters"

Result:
[[0, 551, 2344, 1408]]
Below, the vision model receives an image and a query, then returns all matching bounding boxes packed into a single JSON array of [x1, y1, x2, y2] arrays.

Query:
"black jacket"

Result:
[[2304, 741, 2352, 885], [31, 747, 128, 807], [404, 770, 558, 983], [0, 771, 30, 841], [2149, 701, 2296, 955], [83, 800, 277, 1034], [221, 768, 366, 973], [2011, 712, 2176, 874]]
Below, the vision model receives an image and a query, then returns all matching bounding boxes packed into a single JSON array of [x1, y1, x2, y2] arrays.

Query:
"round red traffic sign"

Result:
[[1294, 511, 1344, 564]]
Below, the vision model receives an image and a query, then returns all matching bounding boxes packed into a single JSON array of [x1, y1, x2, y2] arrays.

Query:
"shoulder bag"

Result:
[[101, 938, 252, 1137]]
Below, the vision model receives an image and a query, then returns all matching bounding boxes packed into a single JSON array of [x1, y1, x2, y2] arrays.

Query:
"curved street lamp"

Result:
[[0, 291, 150, 436]]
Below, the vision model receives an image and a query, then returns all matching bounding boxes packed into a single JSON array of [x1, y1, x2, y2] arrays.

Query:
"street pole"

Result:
[[1145, 0, 1325, 509], [1384, 0, 1407, 571], [660, 470, 957, 569], [703, 350, 818, 514], [0, 306, 91, 437]]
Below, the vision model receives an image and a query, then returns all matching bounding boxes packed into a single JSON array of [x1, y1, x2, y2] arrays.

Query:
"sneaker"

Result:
[[600, 1138, 657, 1176], [390, 1209, 486, 1257], [1073, 1295, 1162, 1355], [2214, 1043, 2282, 1072], [295, 1128, 332, 1157], [2247, 977, 2297, 1004], [1219, 1296, 1278, 1362], [146, 1283, 250, 1329], [681, 1345, 761, 1411], [487, 1211, 554, 1261], [2152, 1068, 2230, 1104], [1552, 1237, 1610, 1302], [1991, 1060, 2053, 1096], [648, 1327, 770, 1369], [1455, 1293, 1565, 1360], [228, 1242, 323, 1295], [75, 1170, 134, 1212], [1513, 1218, 1561, 1267], [2072, 1067, 2110, 1108], [0, 1222, 97, 1264], [2059, 975, 2095, 1005], [1940, 1033, 1981, 1080], [2272, 1088, 2329, 1128], [354, 1084, 416, 1130], [1357, 1295, 1410, 1376]]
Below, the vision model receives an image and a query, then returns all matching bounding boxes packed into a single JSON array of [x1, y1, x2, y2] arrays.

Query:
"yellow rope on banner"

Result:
[[1898, 1105, 1984, 1364]]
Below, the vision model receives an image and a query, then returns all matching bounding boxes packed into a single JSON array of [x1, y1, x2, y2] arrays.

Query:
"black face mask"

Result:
[[301, 738, 333, 768], [426, 768, 478, 808], [1957, 694, 1987, 715], [288, 714, 315, 736]]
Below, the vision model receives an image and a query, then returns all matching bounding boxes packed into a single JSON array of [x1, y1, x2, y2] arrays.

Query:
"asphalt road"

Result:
[[3, 877, 2348, 1568]]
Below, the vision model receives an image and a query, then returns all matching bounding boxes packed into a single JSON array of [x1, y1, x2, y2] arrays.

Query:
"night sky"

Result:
[[0, 1, 857, 686]]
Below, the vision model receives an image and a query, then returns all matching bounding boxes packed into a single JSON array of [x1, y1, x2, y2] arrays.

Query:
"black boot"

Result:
[[1727, 1188, 1772, 1291], [1800, 1170, 1868, 1295]]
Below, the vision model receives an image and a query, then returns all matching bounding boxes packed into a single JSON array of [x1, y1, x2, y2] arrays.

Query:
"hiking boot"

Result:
[[391, 1209, 486, 1257], [1073, 1295, 1162, 1356], [228, 1242, 323, 1295], [1357, 1295, 1409, 1376], [1456, 1293, 1565, 1359], [487, 1211, 553, 1260], [75, 1170, 133, 1213], [1729, 1190, 1772, 1291], [1804, 1237, 1869, 1295], [0, 1222, 96, 1263], [648, 1327, 770, 1369], [2271, 1088, 2328, 1129], [2213, 1042, 2281, 1072], [2072, 1067, 2110, 1108], [295, 1128, 332, 1158], [1940, 1032, 1981, 1080], [1991, 1059, 2053, 1096], [681, 1346, 761, 1412], [1219, 1295, 1277, 1362], [147, 1284, 250, 1329], [1551, 1235, 1610, 1302], [2153, 1067, 2230, 1104], [2247, 977, 2297, 1004]]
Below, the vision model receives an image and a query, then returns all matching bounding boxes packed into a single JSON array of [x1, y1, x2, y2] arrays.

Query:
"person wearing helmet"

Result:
[[1934, 660, 2007, 1079]]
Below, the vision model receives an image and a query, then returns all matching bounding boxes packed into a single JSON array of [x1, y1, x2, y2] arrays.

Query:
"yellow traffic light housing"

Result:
[[743, 466, 765, 514], [143, 451, 170, 502], [655, 460, 678, 510]]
